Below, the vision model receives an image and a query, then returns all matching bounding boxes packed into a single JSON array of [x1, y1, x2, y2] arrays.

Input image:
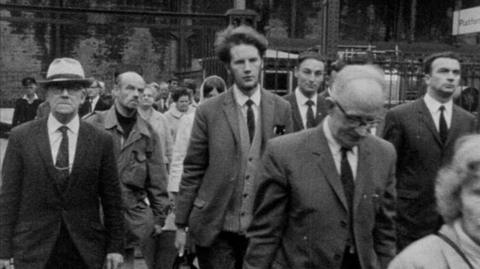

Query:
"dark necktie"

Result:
[[439, 106, 448, 144], [246, 99, 255, 143], [340, 147, 355, 212], [306, 99, 315, 129], [55, 126, 70, 189], [85, 97, 92, 113]]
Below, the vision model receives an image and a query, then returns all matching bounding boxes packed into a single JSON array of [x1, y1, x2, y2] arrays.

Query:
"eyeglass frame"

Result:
[[333, 99, 382, 128]]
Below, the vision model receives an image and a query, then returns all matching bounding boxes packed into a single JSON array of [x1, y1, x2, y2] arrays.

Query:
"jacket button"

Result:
[[245, 175, 250, 180], [334, 254, 341, 261], [340, 221, 347, 228]]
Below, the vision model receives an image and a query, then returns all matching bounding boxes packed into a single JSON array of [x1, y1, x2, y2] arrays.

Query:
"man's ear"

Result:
[[294, 66, 299, 79], [423, 73, 431, 85]]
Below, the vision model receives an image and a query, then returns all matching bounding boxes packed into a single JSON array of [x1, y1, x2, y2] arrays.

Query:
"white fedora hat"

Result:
[[39, 57, 93, 87]]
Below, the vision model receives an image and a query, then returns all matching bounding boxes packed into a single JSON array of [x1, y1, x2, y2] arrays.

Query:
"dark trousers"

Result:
[[196, 231, 248, 269], [45, 222, 88, 269], [140, 231, 177, 269], [340, 248, 361, 269]]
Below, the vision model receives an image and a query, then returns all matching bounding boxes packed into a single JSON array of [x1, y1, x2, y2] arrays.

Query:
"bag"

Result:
[[172, 251, 197, 269]]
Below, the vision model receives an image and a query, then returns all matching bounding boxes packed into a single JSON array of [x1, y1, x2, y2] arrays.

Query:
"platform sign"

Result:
[[453, 6, 480, 35]]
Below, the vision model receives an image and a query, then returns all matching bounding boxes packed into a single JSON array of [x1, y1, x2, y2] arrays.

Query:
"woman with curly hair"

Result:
[[389, 134, 480, 269]]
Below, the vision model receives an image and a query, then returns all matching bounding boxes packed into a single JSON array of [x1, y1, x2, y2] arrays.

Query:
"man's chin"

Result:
[[438, 90, 455, 99]]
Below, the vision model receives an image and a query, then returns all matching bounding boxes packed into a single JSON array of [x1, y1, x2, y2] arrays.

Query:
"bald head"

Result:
[[116, 72, 145, 86], [331, 65, 386, 114], [114, 71, 145, 116]]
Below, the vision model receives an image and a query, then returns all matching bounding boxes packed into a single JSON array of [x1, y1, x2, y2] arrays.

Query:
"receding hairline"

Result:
[[331, 65, 386, 100], [116, 71, 145, 86]]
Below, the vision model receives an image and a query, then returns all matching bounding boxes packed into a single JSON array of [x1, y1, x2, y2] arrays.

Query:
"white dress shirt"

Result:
[[90, 95, 100, 112], [294, 88, 317, 129], [48, 114, 80, 173], [233, 84, 261, 124], [424, 93, 453, 130], [323, 116, 358, 180]]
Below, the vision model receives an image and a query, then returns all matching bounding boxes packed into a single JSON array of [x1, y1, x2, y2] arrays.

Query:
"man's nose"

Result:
[[60, 89, 70, 96], [354, 125, 370, 136], [244, 61, 252, 72]]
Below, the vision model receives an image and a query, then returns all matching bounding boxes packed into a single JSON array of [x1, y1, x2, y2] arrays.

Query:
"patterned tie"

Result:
[[439, 106, 448, 144], [340, 147, 354, 211], [306, 99, 315, 129], [55, 126, 70, 189], [246, 99, 255, 143]]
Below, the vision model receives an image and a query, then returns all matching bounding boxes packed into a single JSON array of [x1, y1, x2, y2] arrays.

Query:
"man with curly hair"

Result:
[[174, 25, 293, 268]]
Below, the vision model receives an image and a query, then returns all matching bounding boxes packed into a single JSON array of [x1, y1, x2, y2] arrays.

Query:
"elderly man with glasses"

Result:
[[244, 64, 396, 269]]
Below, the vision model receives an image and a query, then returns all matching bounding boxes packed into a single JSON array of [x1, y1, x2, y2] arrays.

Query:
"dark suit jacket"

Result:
[[175, 88, 293, 246], [0, 118, 124, 269], [283, 91, 328, 132], [383, 98, 476, 241], [244, 124, 397, 269], [79, 95, 113, 117]]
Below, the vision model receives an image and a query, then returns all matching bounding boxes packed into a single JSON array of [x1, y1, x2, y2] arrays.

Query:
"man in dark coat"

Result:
[[244, 64, 396, 269], [383, 51, 477, 250], [0, 58, 124, 269], [79, 80, 112, 117], [11, 77, 43, 127], [284, 50, 328, 132], [174, 25, 293, 269]]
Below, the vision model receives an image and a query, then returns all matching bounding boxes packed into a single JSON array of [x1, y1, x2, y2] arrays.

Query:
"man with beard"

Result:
[[284, 51, 328, 132], [86, 72, 169, 269], [383, 51, 476, 250]]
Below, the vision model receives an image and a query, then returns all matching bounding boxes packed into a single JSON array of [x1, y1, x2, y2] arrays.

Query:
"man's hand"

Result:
[[104, 253, 123, 269], [174, 228, 187, 256], [0, 259, 12, 269]]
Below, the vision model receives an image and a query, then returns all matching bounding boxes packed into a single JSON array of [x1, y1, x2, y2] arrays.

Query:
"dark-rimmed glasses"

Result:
[[334, 100, 381, 128]]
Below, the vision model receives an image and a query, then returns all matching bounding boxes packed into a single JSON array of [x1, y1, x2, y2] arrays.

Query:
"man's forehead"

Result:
[[299, 58, 325, 70], [230, 44, 260, 59], [120, 73, 145, 87], [431, 57, 460, 69]]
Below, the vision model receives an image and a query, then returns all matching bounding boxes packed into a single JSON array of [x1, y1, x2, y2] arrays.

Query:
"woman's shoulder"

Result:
[[388, 235, 449, 269]]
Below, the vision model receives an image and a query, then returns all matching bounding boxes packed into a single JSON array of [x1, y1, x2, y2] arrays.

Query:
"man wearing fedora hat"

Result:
[[86, 71, 169, 269], [0, 58, 124, 269]]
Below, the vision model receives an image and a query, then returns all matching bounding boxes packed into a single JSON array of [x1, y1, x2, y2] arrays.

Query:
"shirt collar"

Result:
[[424, 93, 453, 114], [47, 113, 80, 136], [233, 84, 261, 107], [295, 87, 317, 106]]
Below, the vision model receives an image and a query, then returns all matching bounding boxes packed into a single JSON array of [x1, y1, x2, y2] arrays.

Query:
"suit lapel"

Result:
[[314, 95, 327, 126], [261, 89, 275, 145], [444, 106, 463, 148], [289, 94, 305, 130], [417, 99, 443, 146], [33, 119, 63, 194], [311, 127, 349, 211], [65, 121, 93, 194], [353, 139, 372, 210], [223, 89, 240, 145]]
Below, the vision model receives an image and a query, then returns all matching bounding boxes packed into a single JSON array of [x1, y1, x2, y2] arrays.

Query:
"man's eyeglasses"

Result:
[[334, 100, 381, 128]]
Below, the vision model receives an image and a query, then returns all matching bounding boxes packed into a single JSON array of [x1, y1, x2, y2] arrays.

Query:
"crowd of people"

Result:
[[1, 23, 480, 269]]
